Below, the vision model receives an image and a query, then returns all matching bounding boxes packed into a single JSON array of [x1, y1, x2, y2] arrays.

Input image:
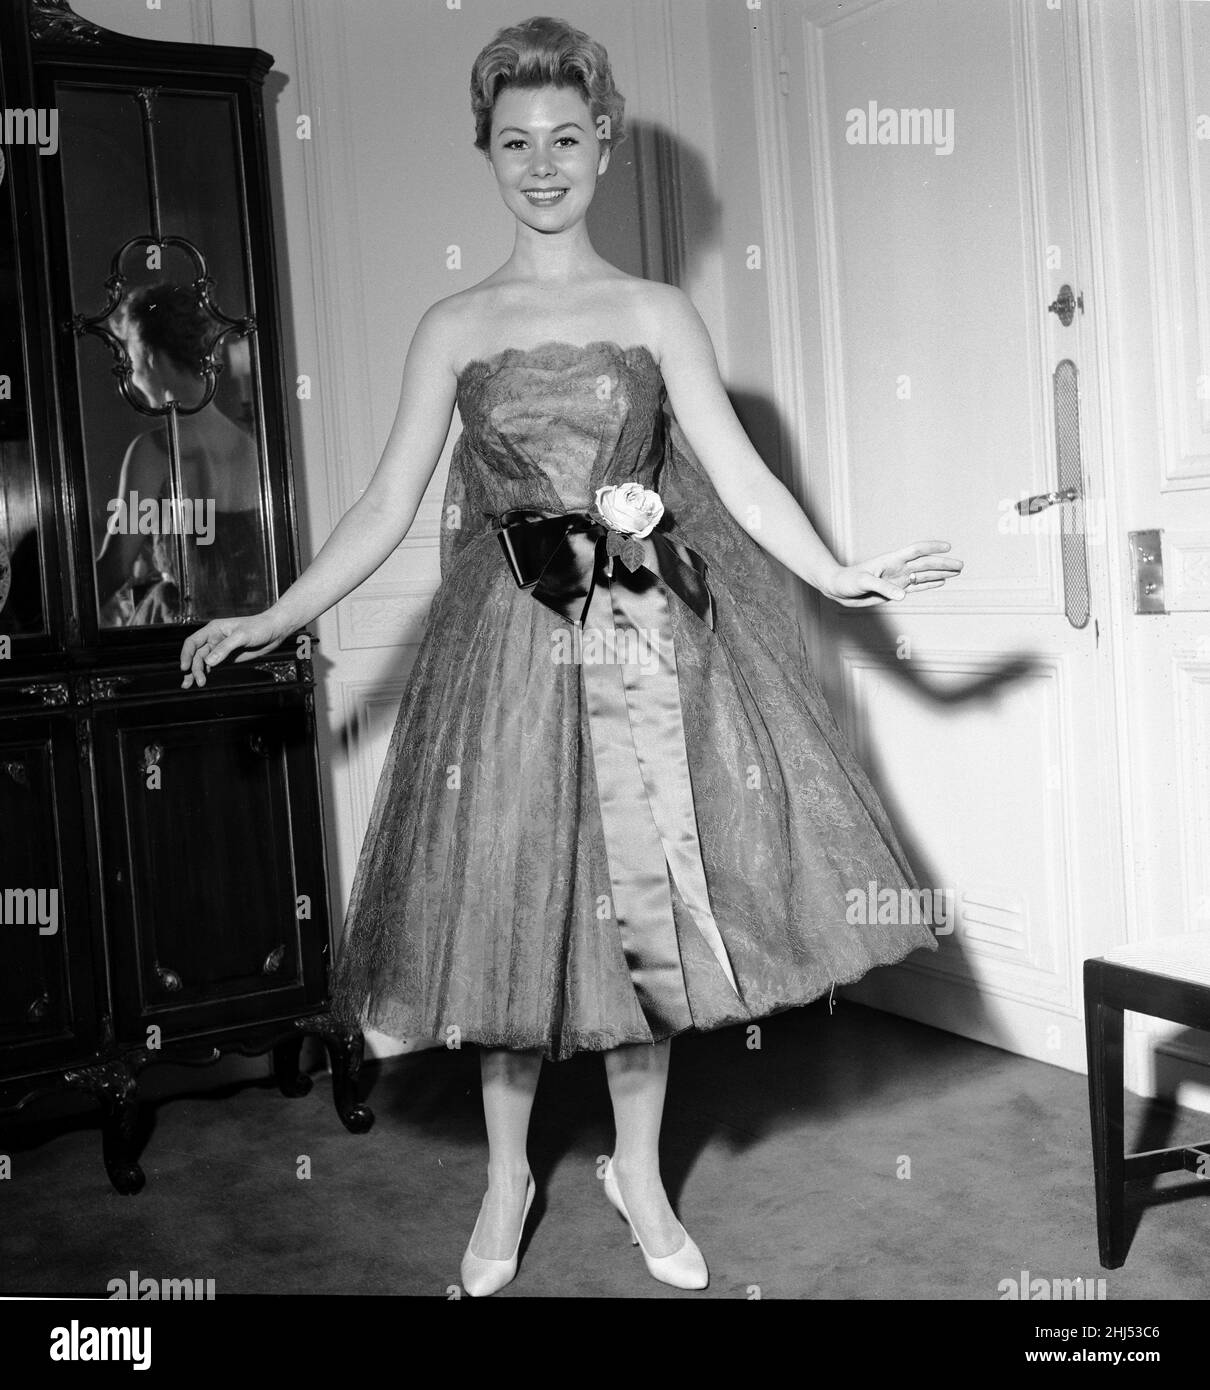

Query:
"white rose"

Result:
[[594, 483, 664, 539]]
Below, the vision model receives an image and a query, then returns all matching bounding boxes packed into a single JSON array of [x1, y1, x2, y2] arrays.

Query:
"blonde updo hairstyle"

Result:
[[470, 15, 626, 155]]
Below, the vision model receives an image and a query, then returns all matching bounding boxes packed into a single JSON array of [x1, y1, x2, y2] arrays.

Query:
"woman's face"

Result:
[[486, 84, 609, 233]]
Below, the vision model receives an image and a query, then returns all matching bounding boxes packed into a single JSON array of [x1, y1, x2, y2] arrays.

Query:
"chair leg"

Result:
[[1085, 963, 1126, 1268]]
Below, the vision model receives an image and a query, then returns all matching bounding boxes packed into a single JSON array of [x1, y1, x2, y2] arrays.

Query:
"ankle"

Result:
[[486, 1161, 532, 1189], [609, 1153, 661, 1185]]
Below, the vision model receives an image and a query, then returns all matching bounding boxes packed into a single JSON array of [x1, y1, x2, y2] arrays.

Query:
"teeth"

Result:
[[526, 190, 565, 200]]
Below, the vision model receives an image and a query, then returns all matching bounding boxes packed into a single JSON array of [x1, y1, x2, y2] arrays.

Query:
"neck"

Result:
[[148, 371, 200, 407], [503, 217, 602, 286]]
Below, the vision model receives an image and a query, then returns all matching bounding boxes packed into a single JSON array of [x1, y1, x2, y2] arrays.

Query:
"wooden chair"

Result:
[[1084, 934, 1210, 1268]]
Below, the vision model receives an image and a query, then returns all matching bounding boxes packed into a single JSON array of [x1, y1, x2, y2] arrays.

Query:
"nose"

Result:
[[528, 145, 555, 177]]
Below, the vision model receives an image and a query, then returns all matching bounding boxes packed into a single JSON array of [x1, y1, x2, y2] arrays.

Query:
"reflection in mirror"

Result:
[[0, 154, 44, 640], [54, 81, 272, 630], [91, 280, 266, 628]]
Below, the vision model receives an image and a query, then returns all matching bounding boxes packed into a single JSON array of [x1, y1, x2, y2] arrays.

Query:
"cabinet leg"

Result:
[[273, 1036, 313, 1097], [1085, 963, 1126, 1268], [63, 1060, 146, 1196], [296, 1015, 374, 1133]]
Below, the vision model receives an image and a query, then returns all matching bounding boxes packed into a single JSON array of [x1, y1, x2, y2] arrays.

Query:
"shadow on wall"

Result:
[[588, 117, 724, 289], [591, 121, 1039, 1063]]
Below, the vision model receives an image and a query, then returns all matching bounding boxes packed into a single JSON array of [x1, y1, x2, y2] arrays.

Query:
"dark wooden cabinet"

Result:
[[92, 677, 328, 1036], [0, 704, 98, 1073], [0, 0, 372, 1192]]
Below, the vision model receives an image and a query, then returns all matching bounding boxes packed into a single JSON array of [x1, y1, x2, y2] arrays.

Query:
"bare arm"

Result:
[[652, 287, 961, 606], [95, 434, 161, 604], [181, 303, 459, 686]]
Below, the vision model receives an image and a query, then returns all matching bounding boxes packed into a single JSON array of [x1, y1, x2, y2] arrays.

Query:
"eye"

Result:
[[555, 136, 580, 147]]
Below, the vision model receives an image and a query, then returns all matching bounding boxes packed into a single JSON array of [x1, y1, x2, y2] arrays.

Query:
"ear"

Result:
[[597, 143, 611, 177]]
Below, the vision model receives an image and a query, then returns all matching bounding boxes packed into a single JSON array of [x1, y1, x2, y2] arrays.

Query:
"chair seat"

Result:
[[1097, 932, 1210, 988]]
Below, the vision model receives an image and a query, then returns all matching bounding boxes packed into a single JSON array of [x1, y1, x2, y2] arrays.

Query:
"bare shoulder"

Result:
[[630, 280, 716, 371], [406, 291, 476, 380], [121, 427, 167, 479], [215, 409, 257, 456], [415, 279, 524, 376]]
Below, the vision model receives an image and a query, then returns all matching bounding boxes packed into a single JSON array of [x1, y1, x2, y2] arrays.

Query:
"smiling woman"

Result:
[[178, 11, 962, 1300], [469, 20, 621, 251], [486, 82, 606, 231]]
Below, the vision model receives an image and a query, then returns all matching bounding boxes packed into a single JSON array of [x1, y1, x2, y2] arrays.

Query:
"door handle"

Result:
[[1016, 486, 1079, 516], [1047, 284, 1083, 326], [1047, 360, 1091, 628]]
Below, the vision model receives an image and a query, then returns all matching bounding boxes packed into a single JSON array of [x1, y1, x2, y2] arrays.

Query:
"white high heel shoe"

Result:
[[602, 1157, 708, 1290], [460, 1173, 536, 1297]]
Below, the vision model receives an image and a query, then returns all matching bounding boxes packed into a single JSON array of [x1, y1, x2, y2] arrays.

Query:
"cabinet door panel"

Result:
[[94, 689, 328, 1041], [0, 74, 60, 650], [51, 81, 275, 635], [0, 712, 98, 1067]]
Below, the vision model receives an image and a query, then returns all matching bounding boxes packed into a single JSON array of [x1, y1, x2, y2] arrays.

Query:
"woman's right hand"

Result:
[[179, 610, 290, 689]]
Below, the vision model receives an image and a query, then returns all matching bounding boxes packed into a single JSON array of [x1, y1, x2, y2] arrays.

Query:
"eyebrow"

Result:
[[496, 121, 586, 137]]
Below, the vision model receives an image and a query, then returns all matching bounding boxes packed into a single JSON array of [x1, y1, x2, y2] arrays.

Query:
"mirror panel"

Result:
[[54, 83, 272, 630], [0, 149, 47, 640]]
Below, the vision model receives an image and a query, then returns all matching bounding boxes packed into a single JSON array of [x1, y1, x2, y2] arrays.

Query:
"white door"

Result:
[[773, 0, 1125, 1074], [1087, 0, 1210, 1107]]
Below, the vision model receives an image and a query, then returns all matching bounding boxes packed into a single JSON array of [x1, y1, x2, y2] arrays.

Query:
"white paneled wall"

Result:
[[70, 1, 1210, 1111]]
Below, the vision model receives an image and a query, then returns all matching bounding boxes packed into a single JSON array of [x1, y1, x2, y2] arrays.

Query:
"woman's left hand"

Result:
[[822, 540, 963, 607]]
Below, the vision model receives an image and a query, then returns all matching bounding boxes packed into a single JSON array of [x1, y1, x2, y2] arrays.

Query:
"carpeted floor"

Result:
[[2, 1001, 1207, 1299]]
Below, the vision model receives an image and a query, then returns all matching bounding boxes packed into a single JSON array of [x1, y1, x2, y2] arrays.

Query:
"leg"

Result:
[[469, 1047, 543, 1259], [1084, 962, 1126, 1268], [99, 1066, 146, 1195], [603, 1038, 683, 1256], [273, 1035, 312, 1098], [298, 1014, 374, 1133], [62, 1060, 146, 1196]]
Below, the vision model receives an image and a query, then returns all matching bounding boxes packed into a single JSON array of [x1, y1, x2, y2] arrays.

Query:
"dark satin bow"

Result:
[[489, 503, 739, 1030], [492, 508, 715, 631]]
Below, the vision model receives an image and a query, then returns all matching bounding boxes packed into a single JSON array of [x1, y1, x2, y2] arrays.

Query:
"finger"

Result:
[[189, 628, 221, 687], [866, 541, 955, 574], [179, 631, 205, 669], [907, 558, 963, 575], [905, 565, 963, 584], [203, 633, 239, 667], [896, 540, 953, 564], [862, 573, 907, 601], [191, 644, 210, 686], [915, 558, 964, 575], [181, 628, 215, 687]]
